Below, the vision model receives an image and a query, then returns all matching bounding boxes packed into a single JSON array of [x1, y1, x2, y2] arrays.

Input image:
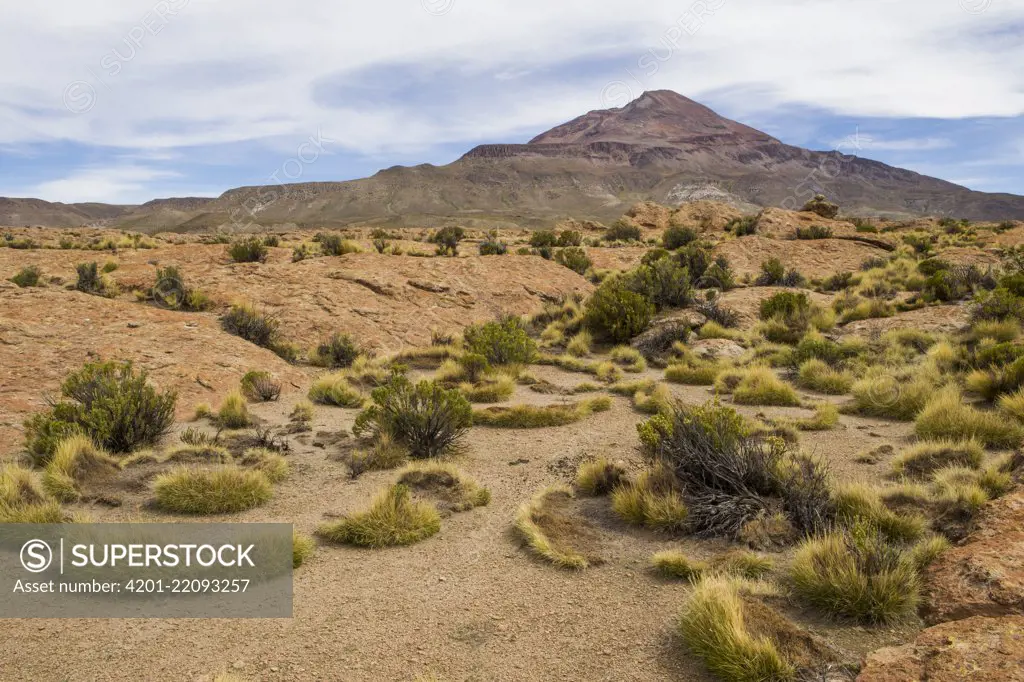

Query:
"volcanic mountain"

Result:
[[5, 90, 1024, 230]]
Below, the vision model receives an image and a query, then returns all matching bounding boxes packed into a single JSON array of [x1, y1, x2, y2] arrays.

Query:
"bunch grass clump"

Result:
[[679, 577, 795, 682], [318, 484, 440, 547], [458, 375, 515, 403], [848, 366, 937, 421], [610, 465, 689, 532], [651, 550, 709, 581], [216, 390, 251, 429], [915, 386, 1023, 448], [240, 370, 281, 402], [514, 486, 597, 569], [153, 466, 273, 514], [397, 461, 490, 512], [891, 439, 984, 479], [309, 373, 365, 407], [732, 368, 801, 407], [472, 396, 611, 428], [42, 435, 119, 502], [796, 359, 853, 395], [789, 523, 920, 624], [575, 457, 628, 496], [292, 531, 315, 568], [0, 464, 65, 523], [345, 434, 409, 478], [311, 333, 360, 369]]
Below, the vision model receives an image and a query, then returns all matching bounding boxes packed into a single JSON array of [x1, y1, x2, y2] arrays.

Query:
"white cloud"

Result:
[[30, 165, 190, 204], [1, 0, 1023, 200]]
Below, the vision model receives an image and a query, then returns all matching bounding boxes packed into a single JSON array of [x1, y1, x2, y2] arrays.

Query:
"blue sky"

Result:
[[1, 0, 1022, 204]]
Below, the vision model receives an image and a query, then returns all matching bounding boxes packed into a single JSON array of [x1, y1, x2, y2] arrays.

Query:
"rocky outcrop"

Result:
[[920, 490, 1024, 625], [857, 616, 1024, 682]]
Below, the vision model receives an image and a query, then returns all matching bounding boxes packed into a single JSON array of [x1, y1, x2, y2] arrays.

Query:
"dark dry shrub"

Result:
[[663, 225, 698, 250], [10, 265, 42, 288], [24, 361, 176, 463], [802, 194, 839, 219], [463, 316, 536, 365], [695, 294, 740, 328], [584, 279, 655, 343], [75, 262, 108, 295], [431, 226, 465, 256], [755, 258, 785, 286], [240, 371, 281, 402], [263, 235, 280, 247], [221, 303, 280, 348], [604, 219, 642, 242], [529, 230, 558, 248], [150, 265, 209, 311], [726, 215, 758, 236], [554, 246, 592, 275], [373, 237, 389, 253], [314, 332, 360, 368], [315, 232, 345, 256], [821, 271, 853, 292], [795, 224, 832, 240], [676, 243, 715, 284], [478, 231, 508, 255], [860, 256, 887, 271], [630, 321, 691, 359], [917, 258, 951, 277], [640, 401, 833, 538], [228, 237, 268, 263], [623, 258, 693, 310], [641, 248, 670, 265], [556, 230, 583, 247], [353, 373, 472, 459]]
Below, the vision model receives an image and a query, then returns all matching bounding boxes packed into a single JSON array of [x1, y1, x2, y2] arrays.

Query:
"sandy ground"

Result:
[[0, 362, 920, 682]]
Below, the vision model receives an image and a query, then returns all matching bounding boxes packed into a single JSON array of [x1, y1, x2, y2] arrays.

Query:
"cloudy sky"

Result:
[[1, 0, 1023, 204]]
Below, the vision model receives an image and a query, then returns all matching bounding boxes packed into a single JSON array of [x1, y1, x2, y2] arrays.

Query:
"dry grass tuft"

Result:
[[514, 485, 602, 569], [308, 373, 365, 407], [678, 577, 795, 682], [238, 448, 290, 483], [396, 461, 490, 513], [292, 531, 315, 568], [153, 466, 272, 514], [345, 434, 409, 478], [42, 435, 119, 502], [472, 396, 611, 428], [217, 390, 252, 429], [796, 359, 853, 395], [610, 465, 688, 532], [652, 550, 709, 581], [915, 386, 1023, 448], [0, 463, 65, 523], [318, 484, 441, 548], [891, 439, 984, 479], [575, 457, 629, 496], [732, 368, 800, 407]]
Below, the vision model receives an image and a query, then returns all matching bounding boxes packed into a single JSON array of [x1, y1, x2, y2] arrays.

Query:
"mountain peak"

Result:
[[529, 89, 777, 148]]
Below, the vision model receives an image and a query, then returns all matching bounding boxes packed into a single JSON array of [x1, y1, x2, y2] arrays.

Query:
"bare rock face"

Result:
[[920, 489, 1024, 625], [689, 338, 745, 360], [856, 616, 1024, 682]]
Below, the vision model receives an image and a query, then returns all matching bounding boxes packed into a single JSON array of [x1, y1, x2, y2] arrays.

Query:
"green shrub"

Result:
[[759, 291, 810, 323], [10, 265, 42, 288], [150, 265, 210, 311], [726, 215, 759, 236], [755, 258, 804, 287], [795, 224, 832, 240], [622, 258, 693, 310], [313, 332, 360, 368], [584, 279, 655, 342], [315, 232, 358, 256], [604, 220, 643, 242], [318, 484, 440, 547], [529, 230, 558, 248], [463, 316, 536, 365], [431, 226, 465, 256], [353, 373, 471, 458], [23, 361, 176, 463], [732, 368, 801, 407], [663, 225, 698, 249], [557, 230, 583, 247], [790, 524, 919, 624], [228, 237, 268, 263], [554, 247, 591, 275], [971, 288, 1023, 323]]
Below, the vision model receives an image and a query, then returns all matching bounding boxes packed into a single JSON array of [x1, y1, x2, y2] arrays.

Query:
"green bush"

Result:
[[584, 279, 655, 342], [463, 316, 536, 365], [228, 237, 268, 263], [529, 230, 558, 248], [315, 232, 357, 256], [971, 287, 1023, 322], [554, 247, 591, 275], [557, 230, 583, 247], [150, 265, 209, 311], [313, 332, 360, 368], [622, 259, 693, 310], [10, 265, 42, 288], [240, 371, 281, 402], [431, 226, 465, 256], [353, 373, 472, 458], [604, 220, 642, 242], [75, 262, 116, 296], [726, 216, 758, 236], [755, 258, 804, 287], [663, 225, 698, 250], [221, 303, 280, 348], [759, 291, 811, 324], [795, 224, 832, 240], [478, 232, 508, 255], [24, 361, 176, 463]]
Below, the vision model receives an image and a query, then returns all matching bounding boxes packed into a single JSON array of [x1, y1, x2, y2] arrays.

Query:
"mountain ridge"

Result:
[[4, 90, 1023, 231]]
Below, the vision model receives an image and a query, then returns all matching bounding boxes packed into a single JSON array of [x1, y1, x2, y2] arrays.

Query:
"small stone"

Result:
[[127, 321, 142, 328], [232, 660, 245, 670]]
